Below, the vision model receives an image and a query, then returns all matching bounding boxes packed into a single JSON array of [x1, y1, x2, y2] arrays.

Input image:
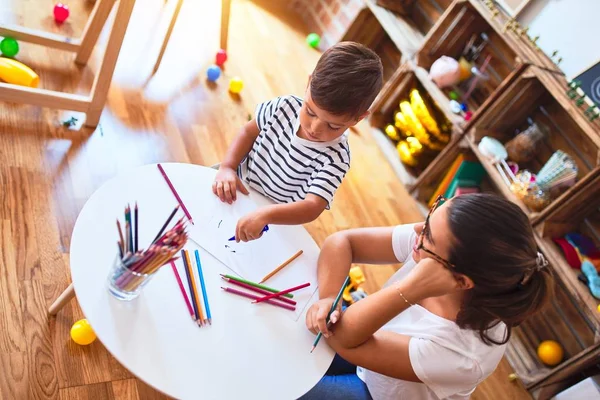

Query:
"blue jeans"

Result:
[[299, 354, 372, 400]]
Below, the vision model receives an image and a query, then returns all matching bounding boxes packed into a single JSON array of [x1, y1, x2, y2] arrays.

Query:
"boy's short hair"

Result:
[[310, 41, 383, 117]]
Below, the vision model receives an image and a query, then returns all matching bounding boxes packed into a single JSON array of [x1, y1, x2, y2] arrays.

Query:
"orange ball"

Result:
[[537, 340, 563, 366], [70, 319, 97, 345]]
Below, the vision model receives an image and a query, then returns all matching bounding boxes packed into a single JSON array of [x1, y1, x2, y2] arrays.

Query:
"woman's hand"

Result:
[[403, 257, 464, 301], [305, 297, 342, 338]]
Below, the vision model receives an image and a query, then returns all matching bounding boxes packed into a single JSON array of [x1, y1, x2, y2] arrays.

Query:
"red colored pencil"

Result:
[[221, 276, 296, 305], [252, 282, 310, 304], [170, 261, 194, 321], [157, 163, 194, 224], [221, 287, 296, 311]]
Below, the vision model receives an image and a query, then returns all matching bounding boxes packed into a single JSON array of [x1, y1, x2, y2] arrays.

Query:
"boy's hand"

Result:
[[235, 209, 268, 242], [213, 167, 249, 204]]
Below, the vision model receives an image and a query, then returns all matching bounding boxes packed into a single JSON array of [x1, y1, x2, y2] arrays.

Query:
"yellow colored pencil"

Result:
[[184, 250, 205, 326], [259, 250, 303, 283]]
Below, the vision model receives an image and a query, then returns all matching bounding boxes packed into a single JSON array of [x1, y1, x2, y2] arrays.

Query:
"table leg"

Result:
[[48, 283, 75, 316], [220, 0, 231, 51], [150, 0, 184, 78]]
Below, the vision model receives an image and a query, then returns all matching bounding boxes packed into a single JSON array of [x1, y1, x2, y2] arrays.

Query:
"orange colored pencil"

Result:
[[259, 250, 303, 283], [184, 250, 205, 326]]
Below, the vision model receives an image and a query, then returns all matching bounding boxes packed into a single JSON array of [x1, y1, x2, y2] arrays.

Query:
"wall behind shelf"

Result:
[[518, 0, 600, 79]]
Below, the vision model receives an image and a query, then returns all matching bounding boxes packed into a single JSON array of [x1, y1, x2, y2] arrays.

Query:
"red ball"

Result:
[[216, 49, 228, 66], [53, 3, 70, 23], [464, 111, 474, 121]]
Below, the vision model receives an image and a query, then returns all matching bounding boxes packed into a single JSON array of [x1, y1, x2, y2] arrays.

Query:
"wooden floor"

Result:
[[0, 0, 529, 398]]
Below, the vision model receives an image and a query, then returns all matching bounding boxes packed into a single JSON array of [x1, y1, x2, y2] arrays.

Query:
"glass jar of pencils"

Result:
[[107, 255, 158, 301]]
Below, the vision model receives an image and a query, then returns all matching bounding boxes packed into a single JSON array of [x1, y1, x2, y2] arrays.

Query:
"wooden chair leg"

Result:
[[85, 0, 136, 128], [75, 0, 116, 65], [220, 0, 231, 51], [150, 0, 184, 78], [48, 283, 75, 316]]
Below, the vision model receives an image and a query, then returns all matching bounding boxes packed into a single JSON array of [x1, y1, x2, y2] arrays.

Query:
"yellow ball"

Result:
[[597, 304, 600, 313], [229, 77, 244, 94], [70, 319, 97, 345], [537, 340, 563, 366]]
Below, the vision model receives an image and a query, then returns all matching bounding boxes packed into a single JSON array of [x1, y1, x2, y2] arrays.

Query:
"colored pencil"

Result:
[[221, 276, 297, 305], [311, 276, 350, 353], [194, 250, 212, 325], [252, 282, 310, 304], [259, 250, 303, 283], [126, 206, 133, 253], [134, 203, 139, 253], [170, 261, 195, 321], [220, 274, 294, 298], [185, 250, 204, 326], [117, 242, 123, 259], [152, 205, 180, 243], [221, 287, 296, 311], [157, 164, 194, 224], [116, 220, 125, 255], [125, 221, 131, 255], [229, 225, 269, 241], [182, 249, 199, 323]]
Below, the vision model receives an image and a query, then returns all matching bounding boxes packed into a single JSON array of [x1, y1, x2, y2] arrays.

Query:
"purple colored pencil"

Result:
[[221, 287, 296, 311], [221, 276, 296, 306]]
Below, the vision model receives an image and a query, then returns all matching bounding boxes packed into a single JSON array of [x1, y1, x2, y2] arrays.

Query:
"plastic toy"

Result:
[[229, 77, 243, 94], [537, 340, 563, 366], [70, 319, 97, 345], [581, 260, 600, 299], [449, 91, 459, 101], [384, 124, 400, 141], [0, 57, 39, 87], [306, 33, 320, 49], [53, 3, 70, 23], [0, 37, 19, 57], [342, 266, 368, 304], [206, 65, 221, 82], [216, 49, 227, 67]]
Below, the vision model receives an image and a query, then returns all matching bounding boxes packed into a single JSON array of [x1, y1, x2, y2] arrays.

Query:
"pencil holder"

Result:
[[107, 256, 157, 301]]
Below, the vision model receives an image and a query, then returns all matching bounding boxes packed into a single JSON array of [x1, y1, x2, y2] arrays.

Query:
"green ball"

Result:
[[449, 91, 459, 101], [306, 33, 321, 49], [0, 37, 19, 57]]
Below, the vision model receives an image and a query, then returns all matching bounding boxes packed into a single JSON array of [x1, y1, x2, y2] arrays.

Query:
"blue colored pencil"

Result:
[[310, 276, 350, 353], [194, 250, 212, 325]]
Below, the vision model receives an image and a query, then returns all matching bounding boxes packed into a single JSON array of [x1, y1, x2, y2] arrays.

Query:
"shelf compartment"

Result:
[[368, 63, 463, 187], [415, 0, 522, 116], [465, 68, 600, 221]]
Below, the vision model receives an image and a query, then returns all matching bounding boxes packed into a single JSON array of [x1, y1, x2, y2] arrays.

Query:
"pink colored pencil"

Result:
[[221, 276, 297, 305], [157, 164, 194, 225], [170, 261, 195, 321], [221, 287, 296, 311], [252, 282, 310, 303]]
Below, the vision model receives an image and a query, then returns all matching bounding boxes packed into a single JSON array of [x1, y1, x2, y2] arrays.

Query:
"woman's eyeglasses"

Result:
[[416, 195, 455, 269]]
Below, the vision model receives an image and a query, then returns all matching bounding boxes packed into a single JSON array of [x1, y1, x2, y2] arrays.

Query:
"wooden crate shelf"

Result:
[[415, 0, 523, 117], [368, 62, 463, 187], [465, 66, 600, 222]]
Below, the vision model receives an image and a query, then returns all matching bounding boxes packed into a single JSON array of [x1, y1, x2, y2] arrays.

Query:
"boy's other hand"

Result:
[[235, 209, 268, 242], [213, 167, 249, 204], [305, 297, 341, 338]]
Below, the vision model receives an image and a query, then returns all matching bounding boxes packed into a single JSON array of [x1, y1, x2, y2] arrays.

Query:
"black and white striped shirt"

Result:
[[238, 95, 350, 208]]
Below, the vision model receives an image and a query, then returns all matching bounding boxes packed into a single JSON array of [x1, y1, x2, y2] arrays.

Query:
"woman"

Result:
[[302, 193, 552, 400]]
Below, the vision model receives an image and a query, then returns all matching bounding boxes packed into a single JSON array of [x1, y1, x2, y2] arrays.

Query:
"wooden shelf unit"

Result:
[[368, 62, 463, 187]]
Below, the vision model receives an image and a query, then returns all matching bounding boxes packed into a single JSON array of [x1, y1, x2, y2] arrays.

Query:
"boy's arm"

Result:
[[234, 195, 326, 242], [213, 120, 260, 203]]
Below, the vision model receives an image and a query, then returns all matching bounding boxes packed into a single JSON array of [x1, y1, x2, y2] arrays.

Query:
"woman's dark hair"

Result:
[[447, 193, 553, 345]]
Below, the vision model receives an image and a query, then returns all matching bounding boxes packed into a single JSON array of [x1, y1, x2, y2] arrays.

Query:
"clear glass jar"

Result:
[[506, 122, 548, 163], [107, 256, 157, 301]]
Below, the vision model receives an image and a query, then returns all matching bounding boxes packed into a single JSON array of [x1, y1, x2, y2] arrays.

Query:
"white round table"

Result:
[[68, 163, 334, 399]]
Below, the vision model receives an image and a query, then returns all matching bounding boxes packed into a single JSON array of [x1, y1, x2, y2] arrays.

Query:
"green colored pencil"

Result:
[[220, 274, 294, 299], [311, 276, 350, 353]]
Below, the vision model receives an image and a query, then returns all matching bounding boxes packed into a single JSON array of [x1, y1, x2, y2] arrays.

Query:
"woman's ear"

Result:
[[455, 273, 475, 290]]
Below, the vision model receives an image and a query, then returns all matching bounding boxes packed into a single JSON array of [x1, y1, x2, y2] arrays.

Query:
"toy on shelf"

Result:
[[0, 57, 39, 87], [70, 319, 97, 345], [53, 3, 70, 23], [215, 49, 227, 67], [0, 37, 19, 57], [206, 65, 221, 82], [537, 340, 564, 367], [229, 77, 243, 94], [429, 56, 461, 88], [306, 33, 320, 49], [342, 266, 367, 305]]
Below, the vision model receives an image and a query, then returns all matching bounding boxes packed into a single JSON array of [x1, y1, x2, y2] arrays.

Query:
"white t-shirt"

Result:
[[356, 224, 507, 400], [237, 95, 350, 208]]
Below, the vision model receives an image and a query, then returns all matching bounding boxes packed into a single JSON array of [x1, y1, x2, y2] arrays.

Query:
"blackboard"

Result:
[[575, 61, 600, 105]]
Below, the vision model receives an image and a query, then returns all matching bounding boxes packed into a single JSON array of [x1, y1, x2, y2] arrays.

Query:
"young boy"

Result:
[[212, 42, 383, 242]]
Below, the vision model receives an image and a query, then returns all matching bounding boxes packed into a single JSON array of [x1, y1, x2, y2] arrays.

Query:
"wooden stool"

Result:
[[0, 0, 136, 128]]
